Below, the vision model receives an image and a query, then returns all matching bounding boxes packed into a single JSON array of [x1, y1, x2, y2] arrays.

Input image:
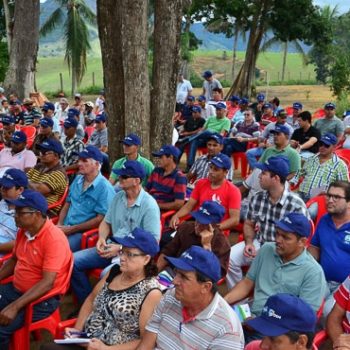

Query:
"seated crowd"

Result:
[[0, 77, 350, 350]]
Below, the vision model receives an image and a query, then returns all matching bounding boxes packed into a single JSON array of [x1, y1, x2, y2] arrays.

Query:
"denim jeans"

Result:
[[222, 138, 247, 156], [0, 283, 60, 350], [246, 147, 264, 169], [67, 232, 83, 252], [71, 247, 111, 304]]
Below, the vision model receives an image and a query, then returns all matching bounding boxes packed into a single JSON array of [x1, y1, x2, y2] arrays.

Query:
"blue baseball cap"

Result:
[[343, 110, 350, 117], [255, 156, 290, 179], [240, 97, 249, 105], [38, 138, 64, 155], [40, 117, 54, 128], [245, 293, 317, 336], [63, 118, 78, 128], [11, 131, 27, 143], [165, 245, 221, 282], [214, 102, 227, 110], [277, 109, 287, 117], [67, 108, 80, 118], [257, 93, 265, 102], [95, 113, 106, 123], [263, 103, 273, 109], [324, 102, 336, 110], [270, 124, 290, 136], [191, 201, 225, 224], [320, 132, 337, 146], [42, 102, 55, 111], [2, 115, 15, 125], [152, 145, 181, 160], [207, 132, 223, 145], [275, 213, 311, 238], [229, 95, 240, 102], [210, 153, 231, 170], [187, 96, 195, 102], [197, 95, 206, 102], [192, 105, 202, 113], [111, 228, 159, 257], [202, 70, 213, 78], [0, 168, 28, 188], [77, 145, 103, 163], [293, 102, 303, 110], [121, 133, 141, 146], [113, 160, 146, 179], [7, 189, 48, 214]]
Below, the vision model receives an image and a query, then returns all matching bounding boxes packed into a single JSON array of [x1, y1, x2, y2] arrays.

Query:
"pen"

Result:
[[68, 331, 89, 338]]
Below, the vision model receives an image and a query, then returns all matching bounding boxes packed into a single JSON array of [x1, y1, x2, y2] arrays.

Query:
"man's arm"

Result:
[[100, 145, 108, 153], [224, 277, 255, 305], [169, 197, 197, 228], [0, 270, 57, 326], [308, 245, 320, 261], [243, 219, 258, 258], [299, 136, 318, 150], [156, 253, 168, 272], [59, 214, 105, 236], [0, 240, 15, 254], [28, 181, 52, 196], [158, 199, 184, 211], [218, 209, 239, 231], [57, 202, 70, 226], [327, 303, 345, 343], [0, 256, 16, 281]]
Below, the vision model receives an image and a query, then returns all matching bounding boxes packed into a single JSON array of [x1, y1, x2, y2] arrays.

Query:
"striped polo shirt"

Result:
[[146, 289, 244, 350], [146, 167, 187, 203]]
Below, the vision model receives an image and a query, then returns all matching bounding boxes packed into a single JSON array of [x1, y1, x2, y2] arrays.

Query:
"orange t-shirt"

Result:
[[13, 219, 72, 294]]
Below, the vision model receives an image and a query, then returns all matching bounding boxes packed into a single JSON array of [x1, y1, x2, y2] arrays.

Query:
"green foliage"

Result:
[[0, 42, 9, 82], [335, 92, 350, 117]]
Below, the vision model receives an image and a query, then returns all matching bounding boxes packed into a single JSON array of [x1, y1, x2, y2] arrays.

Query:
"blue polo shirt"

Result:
[[311, 213, 350, 283], [64, 173, 116, 226], [105, 188, 160, 240]]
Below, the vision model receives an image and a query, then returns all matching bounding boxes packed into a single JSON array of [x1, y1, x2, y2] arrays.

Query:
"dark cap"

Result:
[[152, 145, 181, 160], [77, 145, 103, 163], [0, 168, 28, 188], [7, 189, 48, 214], [38, 138, 64, 155], [11, 131, 27, 144], [190, 201, 225, 224], [255, 155, 290, 179], [112, 160, 146, 179]]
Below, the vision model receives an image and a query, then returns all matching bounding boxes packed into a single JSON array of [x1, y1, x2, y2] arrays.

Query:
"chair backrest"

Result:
[[306, 194, 327, 227], [48, 185, 69, 211]]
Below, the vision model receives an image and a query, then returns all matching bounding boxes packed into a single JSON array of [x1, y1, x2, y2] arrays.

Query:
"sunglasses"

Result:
[[319, 141, 331, 148]]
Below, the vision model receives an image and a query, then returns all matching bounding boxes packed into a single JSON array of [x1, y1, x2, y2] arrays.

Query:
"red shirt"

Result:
[[191, 178, 241, 222], [334, 275, 350, 331], [13, 219, 72, 294]]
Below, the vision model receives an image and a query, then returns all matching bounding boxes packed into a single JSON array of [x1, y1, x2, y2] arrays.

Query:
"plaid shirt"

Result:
[[61, 136, 85, 167], [247, 187, 309, 243], [299, 154, 349, 197]]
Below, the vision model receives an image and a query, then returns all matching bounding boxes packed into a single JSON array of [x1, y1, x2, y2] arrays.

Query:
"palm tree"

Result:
[[40, 0, 96, 95]]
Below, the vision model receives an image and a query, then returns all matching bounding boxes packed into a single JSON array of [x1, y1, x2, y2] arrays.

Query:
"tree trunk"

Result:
[[3, 0, 39, 99], [97, 0, 150, 161], [3, 0, 12, 54], [281, 42, 288, 82], [231, 26, 239, 82], [151, 0, 190, 151], [71, 67, 76, 97], [227, 0, 270, 98], [181, 14, 192, 79]]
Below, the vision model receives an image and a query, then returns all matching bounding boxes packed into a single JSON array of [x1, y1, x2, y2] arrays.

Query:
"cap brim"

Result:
[[0, 178, 15, 188], [320, 140, 332, 146], [121, 140, 138, 146], [6, 198, 28, 208], [255, 163, 268, 172], [210, 159, 229, 170], [110, 236, 134, 248], [165, 256, 196, 272], [190, 211, 212, 224], [152, 151, 163, 157], [275, 221, 294, 233], [245, 317, 290, 337]]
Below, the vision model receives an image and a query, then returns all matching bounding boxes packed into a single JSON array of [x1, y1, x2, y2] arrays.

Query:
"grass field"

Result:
[[36, 50, 317, 94]]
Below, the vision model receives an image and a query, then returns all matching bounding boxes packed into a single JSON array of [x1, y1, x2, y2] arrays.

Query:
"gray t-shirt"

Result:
[[203, 78, 222, 100], [89, 127, 108, 148], [314, 116, 344, 137]]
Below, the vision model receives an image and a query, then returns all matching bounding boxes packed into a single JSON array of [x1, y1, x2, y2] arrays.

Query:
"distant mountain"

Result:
[[38, 0, 310, 55]]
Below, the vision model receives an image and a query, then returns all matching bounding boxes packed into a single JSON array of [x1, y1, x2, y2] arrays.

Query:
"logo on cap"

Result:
[[263, 306, 282, 320], [182, 252, 193, 260]]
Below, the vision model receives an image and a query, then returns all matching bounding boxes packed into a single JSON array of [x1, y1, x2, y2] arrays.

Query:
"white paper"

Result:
[[54, 338, 91, 344]]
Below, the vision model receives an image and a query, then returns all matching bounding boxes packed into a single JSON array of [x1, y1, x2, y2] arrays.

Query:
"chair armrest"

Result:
[[81, 229, 99, 250]]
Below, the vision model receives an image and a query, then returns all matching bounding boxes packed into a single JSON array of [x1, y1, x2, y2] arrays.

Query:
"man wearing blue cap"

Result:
[[158, 200, 230, 277], [71, 160, 160, 305], [32, 117, 57, 156], [232, 97, 250, 124], [0, 115, 16, 148], [227, 156, 308, 289], [225, 213, 327, 321], [66, 108, 85, 140], [314, 102, 344, 143], [176, 73, 193, 111], [260, 102, 277, 126], [57, 145, 115, 252], [42, 101, 60, 136], [22, 98, 41, 127], [0, 169, 28, 256], [249, 93, 265, 123], [297, 133, 349, 202], [27, 139, 68, 215], [0, 190, 72, 350], [202, 70, 223, 101], [0, 131, 36, 175], [88, 113, 108, 153], [227, 95, 240, 120], [245, 293, 318, 350], [286, 102, 303, 130], [61, 118, 85, 172], [146, 145, 187, 211], [109, 133, 154, 187], [197, 95, 216, 120], [137, 246, 244, 350]]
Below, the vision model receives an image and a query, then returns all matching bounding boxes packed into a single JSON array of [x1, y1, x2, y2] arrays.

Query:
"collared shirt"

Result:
[[299, 154, 349, 197], [291, 125, 321, 153], [89, 127, 108, 148], [146, 288, 244, 350], [235, 120, 260, 136], [146, 167, 187, 203], [61, 136, 85, 167], [334, 275, 350, 329], [204, 116, 231, 134], [23, 108, 41, 126], [110, 154, 155, 187], [0, 148, 37, 171], [247, 242, 327, 315], [247, 187, 309, 242], [200, 103, 216, 120], [176, 79, 193, 104], [104, 188, 160, 240], [64, 173, 115, 226], [311, 214, 350, 283], [314, 116, 345, 137], [13, 219, 72, 293], [262, 122, 294, 144]]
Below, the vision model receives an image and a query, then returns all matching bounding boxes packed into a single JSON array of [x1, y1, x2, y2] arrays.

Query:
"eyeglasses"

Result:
[[119, 250, 146, 258], [319, 142, 331, 148], [326, 193, 347, 201], [14, 210, 38, 216], [244, 113, 251, 116]]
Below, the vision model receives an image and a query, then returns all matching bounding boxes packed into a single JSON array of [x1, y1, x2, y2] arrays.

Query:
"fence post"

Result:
[[265, 71, 268, 84], [92, 72, 95, 86], [59, 73, 63, 92]]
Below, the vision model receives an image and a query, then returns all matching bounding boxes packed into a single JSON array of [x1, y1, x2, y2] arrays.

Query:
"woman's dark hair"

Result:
[[285, 331, 315, 349], [195, 271, 218, 295], [144, 258, 158, 278]]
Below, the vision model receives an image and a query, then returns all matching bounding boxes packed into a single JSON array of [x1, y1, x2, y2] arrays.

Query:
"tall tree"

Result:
[[97, 0, 150, 161], [40, 0, 96, 95], [3, 0, 39, 99], [150, 0, 191, 149]]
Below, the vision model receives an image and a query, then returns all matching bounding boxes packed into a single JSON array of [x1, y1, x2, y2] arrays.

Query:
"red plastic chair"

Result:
[[306, 194, 327, 227], [10, 256, 74, 350], [19, 125, 37, 149], [312, 108, 326, 120], [55, 318, 77, 339], [84, 126, 95, 144], [48, 185, 69, 218], [232, 152, 249, 178], [285, 106, 294, 115], [313, 330, 328, 349]]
